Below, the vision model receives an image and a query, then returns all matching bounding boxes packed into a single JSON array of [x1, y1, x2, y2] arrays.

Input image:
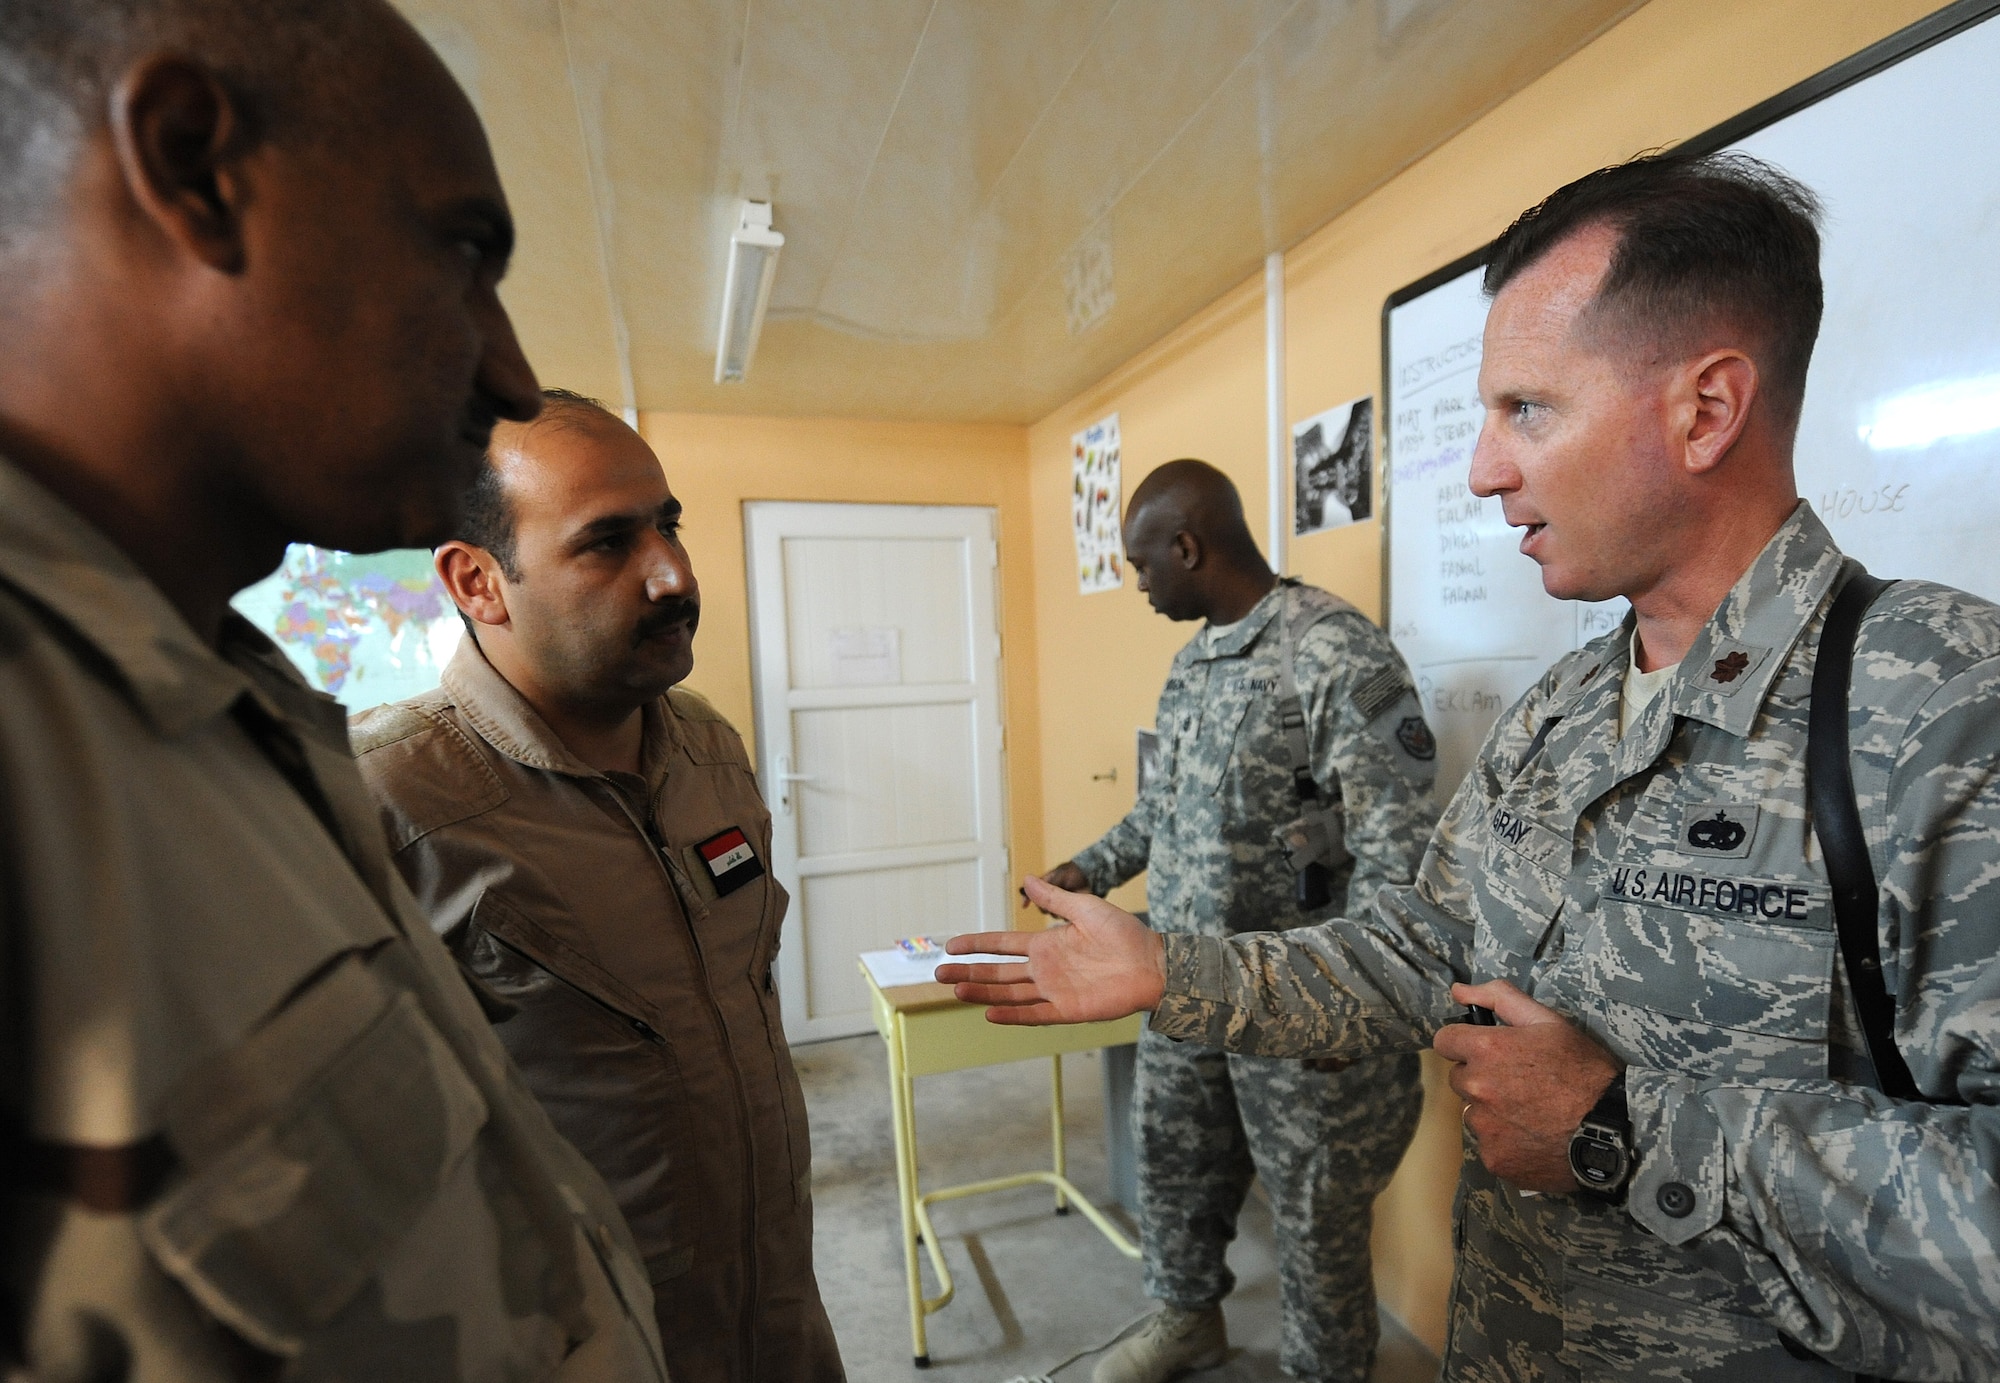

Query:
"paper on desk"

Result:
[[859, 947, 1022, 989]]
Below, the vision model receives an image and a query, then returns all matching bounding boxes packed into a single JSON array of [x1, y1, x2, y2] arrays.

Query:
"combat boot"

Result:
[[1091, 1304, 1227, 1383]]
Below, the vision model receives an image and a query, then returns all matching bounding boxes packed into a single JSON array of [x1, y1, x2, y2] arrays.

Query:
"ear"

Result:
[[108, 55, 257, 274], [1680, 349, 1759, 477], [1172, 530, 1203, 571], [436, 543, 510, 629]]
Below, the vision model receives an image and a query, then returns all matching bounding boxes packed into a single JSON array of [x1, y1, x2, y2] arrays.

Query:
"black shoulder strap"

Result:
[[1516, 715, 1561, 780], [1272, 584, 1321, 805], [1806, 570, 1923, 1103]]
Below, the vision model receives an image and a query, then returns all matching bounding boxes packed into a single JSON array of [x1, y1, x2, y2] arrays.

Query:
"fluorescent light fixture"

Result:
[[1858, 372, 2000, 451], [714, 200, 784, 384]]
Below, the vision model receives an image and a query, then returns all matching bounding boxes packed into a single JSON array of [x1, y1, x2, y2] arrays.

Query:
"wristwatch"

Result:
[[1567, 1072, 1632, 1199]]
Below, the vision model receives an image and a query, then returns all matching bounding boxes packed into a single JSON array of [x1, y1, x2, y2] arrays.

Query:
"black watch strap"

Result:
[[1569, 1071, 1632, 1199], [1586, 1071, 1629, 1127]]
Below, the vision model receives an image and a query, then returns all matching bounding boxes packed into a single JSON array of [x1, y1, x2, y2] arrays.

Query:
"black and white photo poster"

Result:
[[1293, 396, 1374, 535]]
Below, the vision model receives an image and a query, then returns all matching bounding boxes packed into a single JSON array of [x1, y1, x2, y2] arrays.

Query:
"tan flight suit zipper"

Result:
[[607, 779, 765, 1380]]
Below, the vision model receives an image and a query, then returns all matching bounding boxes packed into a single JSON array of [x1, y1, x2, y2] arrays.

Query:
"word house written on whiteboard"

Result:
[[1384, 1, 2000, 794]]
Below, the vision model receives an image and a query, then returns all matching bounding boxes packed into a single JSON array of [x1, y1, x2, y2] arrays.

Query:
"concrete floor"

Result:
[[796, 1034, 1440, 1383]]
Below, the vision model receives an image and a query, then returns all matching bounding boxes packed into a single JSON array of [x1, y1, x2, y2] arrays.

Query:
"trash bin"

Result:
[[1101, 1038, 1139, 1212]]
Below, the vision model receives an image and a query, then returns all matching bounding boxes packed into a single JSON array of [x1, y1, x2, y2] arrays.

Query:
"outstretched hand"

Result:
[[938, 875, 1167, 1025], [1433, 979, 1622, 1194]]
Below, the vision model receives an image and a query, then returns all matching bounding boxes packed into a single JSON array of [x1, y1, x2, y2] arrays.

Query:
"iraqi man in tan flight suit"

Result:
[[352, 390, 845, 1383]]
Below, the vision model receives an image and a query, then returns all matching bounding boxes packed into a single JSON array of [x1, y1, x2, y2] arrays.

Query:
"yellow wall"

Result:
[[636, 411, 1041, 894], [628, 0, 1951, 1355], [1025, 0, 1951, 1352]]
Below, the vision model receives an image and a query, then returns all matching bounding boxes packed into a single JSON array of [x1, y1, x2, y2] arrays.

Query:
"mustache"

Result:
[[634, 599, 701, 645]]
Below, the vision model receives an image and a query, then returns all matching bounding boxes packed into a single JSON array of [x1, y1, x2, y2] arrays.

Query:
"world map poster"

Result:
[[231, 545, 463, 712]]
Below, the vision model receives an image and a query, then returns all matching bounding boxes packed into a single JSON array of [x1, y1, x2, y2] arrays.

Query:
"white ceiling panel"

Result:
[[392, 0, 1647, 421]]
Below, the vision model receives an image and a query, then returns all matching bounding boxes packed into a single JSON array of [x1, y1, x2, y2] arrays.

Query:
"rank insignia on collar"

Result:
[[697, 827, 764, 897], [1699, 639, 1770, 696]]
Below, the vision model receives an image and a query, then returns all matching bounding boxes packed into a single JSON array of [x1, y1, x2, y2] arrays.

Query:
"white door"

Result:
[[745, 503, 1010, 1043]]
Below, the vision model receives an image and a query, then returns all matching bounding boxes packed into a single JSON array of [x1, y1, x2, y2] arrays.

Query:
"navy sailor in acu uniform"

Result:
[[945, 153, 2000, 1382], [353, 391, 844, 1383], [1030, 460, 1437, 1383]]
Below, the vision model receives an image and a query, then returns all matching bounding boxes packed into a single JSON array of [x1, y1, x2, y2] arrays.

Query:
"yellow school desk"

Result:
[[862, 965, 1143, 1367]]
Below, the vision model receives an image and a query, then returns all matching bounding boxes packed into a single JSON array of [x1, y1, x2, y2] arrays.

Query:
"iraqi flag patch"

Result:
[[697, 827, 764, 897]]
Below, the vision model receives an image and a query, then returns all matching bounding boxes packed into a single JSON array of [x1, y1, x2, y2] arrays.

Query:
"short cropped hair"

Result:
[[449, 387, 624, 583], [453, 460, 520, 583], [1484, 150, 1825, 430], [531, 386, 625, 434], [0, 0, 369, 244]]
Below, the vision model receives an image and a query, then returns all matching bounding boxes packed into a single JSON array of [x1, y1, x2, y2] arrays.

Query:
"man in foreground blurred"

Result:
[[354, 392, 844, 1383], [0, 3, 666, 1378]]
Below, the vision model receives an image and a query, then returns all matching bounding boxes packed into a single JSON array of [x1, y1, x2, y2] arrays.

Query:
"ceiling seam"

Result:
[[994, 0, 1649, 427], [805, 0, 943, 313], [968, 0, 1127, 227], [718, 0, 756, 198], [911, 0, 1307, 419], [554, 0, 638, 418], [1282, 0, 1653, 282], [921, 0, 1126, 359], [770, 2, 1122, 360], [959, 1, 1662, 427]]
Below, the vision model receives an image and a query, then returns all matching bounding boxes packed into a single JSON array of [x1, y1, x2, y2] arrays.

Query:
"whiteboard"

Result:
[[1385, 268, 1625, 790], [1384, 2, 2000, 793]]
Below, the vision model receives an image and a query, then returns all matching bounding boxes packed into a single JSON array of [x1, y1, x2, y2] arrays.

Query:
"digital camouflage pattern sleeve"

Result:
[[1074, 582, 1439, 934], [1291, 606, 1441, 917], [1152, 655, 1528, 1060], [1151, 505, 2000, 1378]]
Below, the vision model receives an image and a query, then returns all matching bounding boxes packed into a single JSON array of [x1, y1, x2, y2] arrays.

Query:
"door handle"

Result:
[[774, 755, 816, 814]]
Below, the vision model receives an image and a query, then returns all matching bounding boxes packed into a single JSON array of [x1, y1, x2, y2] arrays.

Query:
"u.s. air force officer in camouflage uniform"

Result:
[[1028, 461, 1435, 1383], [0, 3, 665, 1378], [947, 152, 2000, 1381]]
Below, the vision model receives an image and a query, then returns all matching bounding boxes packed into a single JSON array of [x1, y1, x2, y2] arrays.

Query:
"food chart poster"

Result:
[[1071, 413, 1123, 594]]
